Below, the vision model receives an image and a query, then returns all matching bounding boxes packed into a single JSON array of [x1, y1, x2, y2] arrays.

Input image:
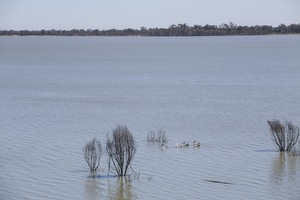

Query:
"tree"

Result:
[[267, 120, 300, 152], [83, 137, 103, 172], [106, 125, 137, 176]]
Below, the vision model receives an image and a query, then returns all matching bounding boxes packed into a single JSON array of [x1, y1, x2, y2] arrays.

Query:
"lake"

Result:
[[0, 35, 300, 200]]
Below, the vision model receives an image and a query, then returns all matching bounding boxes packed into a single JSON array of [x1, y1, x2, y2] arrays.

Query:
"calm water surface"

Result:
[[0, 36, 300, 200]]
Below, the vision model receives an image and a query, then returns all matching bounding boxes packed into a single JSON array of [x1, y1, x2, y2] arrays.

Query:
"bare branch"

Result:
[[267, 120, 300, 152], [106, 125, 137, 176], [147, 129, 168, 143], [83, 137, 103, 172]]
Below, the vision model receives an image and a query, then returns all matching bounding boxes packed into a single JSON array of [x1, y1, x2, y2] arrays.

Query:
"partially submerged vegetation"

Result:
[[1, 22, 300, 36], [83, 137, 103, 172], [147, 129, 168, 143], [106, 125, 137, 176], [267, 120, 300, 152], [83, 119, 300, 175], [83, 125, 137, 176]]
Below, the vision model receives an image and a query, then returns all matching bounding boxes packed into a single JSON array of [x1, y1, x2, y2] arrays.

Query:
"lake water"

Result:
[[0, 35, 300, 200]]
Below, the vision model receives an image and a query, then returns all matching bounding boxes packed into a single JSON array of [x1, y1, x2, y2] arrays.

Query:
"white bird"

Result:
[[161, 143, 168, 149], [175, 143, 182, 148], [193, 140, 200, 147], [182, 142, 189, 147]]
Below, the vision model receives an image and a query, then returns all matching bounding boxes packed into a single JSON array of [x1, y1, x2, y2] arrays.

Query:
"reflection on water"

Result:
[[286, 154, 298, 181], [84, 174, 138, 200], [271, 152, 287, 185], [107, 177, 137, 200], [270, 152, 299, 200], [271, 152, 298, 185], [85, 173, 103, 200]]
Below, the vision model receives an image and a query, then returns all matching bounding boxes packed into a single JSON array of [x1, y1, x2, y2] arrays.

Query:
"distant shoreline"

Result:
[[1, 22, 299, 37]]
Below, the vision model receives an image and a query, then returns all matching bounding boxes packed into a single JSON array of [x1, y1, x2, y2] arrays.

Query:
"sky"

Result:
[[0, 0, 299, 30]]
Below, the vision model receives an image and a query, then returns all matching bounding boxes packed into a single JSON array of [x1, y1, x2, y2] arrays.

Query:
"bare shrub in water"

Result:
[[292, 140, 300, 156], [106, 125, 137, 176], [147, 131, 156, 143], [147, 129, 168, 143], [267, 120, 300, 152], [83, 137, 103, 172]]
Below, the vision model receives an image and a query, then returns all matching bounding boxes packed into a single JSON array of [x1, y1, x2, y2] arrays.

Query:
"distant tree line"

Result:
[[1, 22, 300, 36]]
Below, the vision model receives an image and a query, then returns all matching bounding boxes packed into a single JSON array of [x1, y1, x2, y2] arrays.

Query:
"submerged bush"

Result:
[[267, 120, 300, 152], [291, 140, 300, 156], [106, 125, 137, 176], [83, 137, 103, 172], [147, 129, 168, 143]]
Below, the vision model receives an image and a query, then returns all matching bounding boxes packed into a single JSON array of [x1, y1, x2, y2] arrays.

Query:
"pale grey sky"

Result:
[[0, 0, 299, 30]]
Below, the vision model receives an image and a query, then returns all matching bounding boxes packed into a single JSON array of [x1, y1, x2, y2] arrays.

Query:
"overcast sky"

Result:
[[0, 0, 299, 30]]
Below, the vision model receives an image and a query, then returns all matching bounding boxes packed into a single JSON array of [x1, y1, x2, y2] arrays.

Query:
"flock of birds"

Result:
[[160, 140, 200, 149]]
